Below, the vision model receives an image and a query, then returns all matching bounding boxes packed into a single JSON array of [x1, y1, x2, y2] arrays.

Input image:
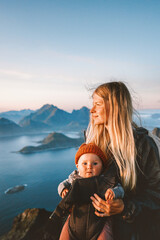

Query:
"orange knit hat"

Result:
[[75, 143, 107, 167]]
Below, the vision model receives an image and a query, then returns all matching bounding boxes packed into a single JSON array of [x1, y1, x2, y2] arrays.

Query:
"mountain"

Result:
[[62, 121, 86, 131], [19, 132, 84, 153], [19, 104, 90, 131], [0, 104, 90, 136], [71, 106, 90, 126], [0, 118, 23, 136], [19, 104, 71, 129], [0, 109, 34, 124], [18, 119, 50, 131]]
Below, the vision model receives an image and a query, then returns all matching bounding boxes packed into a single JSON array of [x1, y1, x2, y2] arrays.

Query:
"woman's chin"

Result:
[[94, 121, 105, 126]]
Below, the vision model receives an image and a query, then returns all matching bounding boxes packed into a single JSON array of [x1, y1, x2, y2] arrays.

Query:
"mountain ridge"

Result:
[[0, 109, 34, 123], [0, 104, 90, 136], [19, 104, 90, 131]]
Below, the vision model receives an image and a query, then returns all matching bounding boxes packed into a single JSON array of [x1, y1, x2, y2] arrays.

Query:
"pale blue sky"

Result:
[[0, 0, 160, 112]]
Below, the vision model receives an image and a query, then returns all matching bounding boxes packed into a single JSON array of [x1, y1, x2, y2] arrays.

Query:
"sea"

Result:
[[0, 109, 160, 236]]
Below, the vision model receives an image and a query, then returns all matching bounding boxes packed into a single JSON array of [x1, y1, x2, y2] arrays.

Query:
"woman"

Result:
[[87, 81, 160, 239]]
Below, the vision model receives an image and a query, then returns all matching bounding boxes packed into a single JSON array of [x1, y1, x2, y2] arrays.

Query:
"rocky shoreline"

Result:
[[0, 208, 62, 240]]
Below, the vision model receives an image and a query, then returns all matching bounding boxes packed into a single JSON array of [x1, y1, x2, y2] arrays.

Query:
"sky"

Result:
[[0, 0, 160, 112]]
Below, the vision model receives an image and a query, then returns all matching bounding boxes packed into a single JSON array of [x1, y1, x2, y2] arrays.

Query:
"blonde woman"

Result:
[[88, 81, 160, 240]]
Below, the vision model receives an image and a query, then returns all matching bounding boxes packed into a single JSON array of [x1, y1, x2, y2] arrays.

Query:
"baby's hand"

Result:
[[105, 188, 115, 200], [61, 188, 69, 198]]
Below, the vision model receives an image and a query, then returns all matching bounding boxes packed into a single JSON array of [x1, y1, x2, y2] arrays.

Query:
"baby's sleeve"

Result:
[[57, 170, 79, 196], [111, 183, 124, 199], [58, 179, 71, 196]]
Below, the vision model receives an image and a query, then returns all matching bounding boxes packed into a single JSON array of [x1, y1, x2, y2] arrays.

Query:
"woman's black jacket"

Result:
[[113, 127, 160, 240]]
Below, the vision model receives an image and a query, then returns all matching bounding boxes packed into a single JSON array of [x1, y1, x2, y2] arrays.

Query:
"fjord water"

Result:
[[0, 109, 159, 236], [0, 133, 77, 235]]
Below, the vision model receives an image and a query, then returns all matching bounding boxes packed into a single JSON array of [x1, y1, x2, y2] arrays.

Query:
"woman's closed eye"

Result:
[[95, 102, 102, 106], [93, 100, 102, 106]]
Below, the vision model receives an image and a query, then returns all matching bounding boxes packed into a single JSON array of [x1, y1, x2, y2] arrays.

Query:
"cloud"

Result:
[[0, 69, 34, 80], [0, 67, 86, 85]]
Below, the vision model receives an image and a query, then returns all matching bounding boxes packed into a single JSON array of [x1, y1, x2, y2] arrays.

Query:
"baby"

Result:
[[51, 143, 124, 240], [58, 143, 121, 200]]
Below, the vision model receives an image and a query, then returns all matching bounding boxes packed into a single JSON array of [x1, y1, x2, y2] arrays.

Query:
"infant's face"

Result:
[[76, 153, 103, 178]]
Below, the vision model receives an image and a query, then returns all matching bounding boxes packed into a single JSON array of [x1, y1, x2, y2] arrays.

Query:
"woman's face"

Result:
[[90, 93, 110, 125]]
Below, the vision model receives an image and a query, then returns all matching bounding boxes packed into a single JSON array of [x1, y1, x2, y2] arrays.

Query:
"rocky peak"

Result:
[[0, 208, 63, 240]]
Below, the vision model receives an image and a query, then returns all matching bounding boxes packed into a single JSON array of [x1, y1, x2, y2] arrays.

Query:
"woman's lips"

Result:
[[92, 115, 98, 118]]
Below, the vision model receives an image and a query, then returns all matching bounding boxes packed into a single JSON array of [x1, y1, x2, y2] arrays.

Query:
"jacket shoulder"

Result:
[[134, 127, 159, 156], [134, 127, 160, 176]]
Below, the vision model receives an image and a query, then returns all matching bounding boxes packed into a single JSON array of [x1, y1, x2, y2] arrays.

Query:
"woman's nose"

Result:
[[90, 106, 95, 113]]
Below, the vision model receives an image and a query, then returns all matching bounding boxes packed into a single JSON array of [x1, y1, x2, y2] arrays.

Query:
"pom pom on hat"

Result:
[[75, 143, 108, 168]]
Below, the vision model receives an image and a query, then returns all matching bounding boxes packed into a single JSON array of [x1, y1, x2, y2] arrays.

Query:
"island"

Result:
[[5, 184, 27, 194], [19, 132, 84, 153]]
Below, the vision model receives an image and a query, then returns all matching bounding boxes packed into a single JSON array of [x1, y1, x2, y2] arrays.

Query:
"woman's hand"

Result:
[[90, 193, 124, 217]]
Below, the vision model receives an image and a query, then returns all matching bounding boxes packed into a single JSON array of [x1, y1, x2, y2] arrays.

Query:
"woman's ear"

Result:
[[76, 164, 78, 168]]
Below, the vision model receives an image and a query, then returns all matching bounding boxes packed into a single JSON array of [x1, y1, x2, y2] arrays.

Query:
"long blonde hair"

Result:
[[86, 82, 136, 190]]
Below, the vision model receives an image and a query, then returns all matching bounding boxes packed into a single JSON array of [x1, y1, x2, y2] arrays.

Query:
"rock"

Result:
[[5, 184, 27, 194], [152, 127, 160, 138], [0, 208, 65, 240]]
